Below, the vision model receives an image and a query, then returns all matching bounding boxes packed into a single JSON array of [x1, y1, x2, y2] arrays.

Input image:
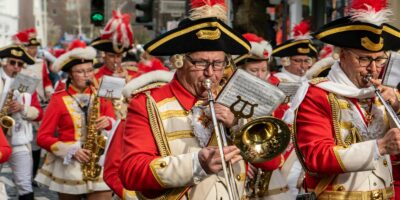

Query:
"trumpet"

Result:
[[364, 74, 400, 127]]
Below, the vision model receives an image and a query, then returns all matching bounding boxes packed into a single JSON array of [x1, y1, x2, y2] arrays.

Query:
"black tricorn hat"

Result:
[[91, 37, 132, 54], [144, 17, 251, 56], [27, 38, 41, 46], [313, 0, 400, 52], [0, 45, 35, 64], [313, 16, 400, 52], [272, 39, 318, 58]]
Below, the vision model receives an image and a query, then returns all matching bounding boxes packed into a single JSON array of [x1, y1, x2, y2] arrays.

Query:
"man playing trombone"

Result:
[[293, 0, 400, 199], [119, 0, 284, 199]]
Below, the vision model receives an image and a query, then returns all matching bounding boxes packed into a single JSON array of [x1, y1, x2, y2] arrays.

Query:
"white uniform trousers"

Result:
[[9, 144, 33, 195]]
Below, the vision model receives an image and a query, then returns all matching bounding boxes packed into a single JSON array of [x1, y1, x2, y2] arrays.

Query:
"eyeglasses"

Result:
[[185, 55, 227, 71], [290, 58, 313, 65], [71, 68, 94, 76], [347, 50, 388, 68], [8, 60, 24, 67]]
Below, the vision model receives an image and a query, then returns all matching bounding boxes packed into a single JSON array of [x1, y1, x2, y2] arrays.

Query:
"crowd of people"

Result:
[[0, 0, 399, 200]]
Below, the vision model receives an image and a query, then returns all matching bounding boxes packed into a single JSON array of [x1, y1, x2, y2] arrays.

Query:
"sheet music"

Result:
[[216, 69, 285, 118], [277, 82, 302, 102], [97, 75, 126, 99], [382, 51, 400, 89], [11, 73, 40, 94]]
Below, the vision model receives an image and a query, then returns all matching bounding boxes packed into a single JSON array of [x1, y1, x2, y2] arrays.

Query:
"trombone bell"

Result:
[[235, 116, 291, 163]]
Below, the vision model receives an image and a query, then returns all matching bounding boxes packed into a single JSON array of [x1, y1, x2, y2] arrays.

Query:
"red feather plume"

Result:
[[350, 0, 388, 12], [12, 31, 29, 43], [293, 20, 311, 38], [25, 28, 37, 38], [242, 33, 264, 43], [67, 39, 87, 51], [191, 0, 225, 9]]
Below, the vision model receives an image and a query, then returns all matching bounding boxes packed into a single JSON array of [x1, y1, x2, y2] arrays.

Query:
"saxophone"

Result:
[[81, 87, 107, 181], [0, 90, 15, 135]]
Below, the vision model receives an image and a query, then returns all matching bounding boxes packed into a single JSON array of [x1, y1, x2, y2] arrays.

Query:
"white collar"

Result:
[[317, 61, 375, 99], [275, 68, 307, 82]]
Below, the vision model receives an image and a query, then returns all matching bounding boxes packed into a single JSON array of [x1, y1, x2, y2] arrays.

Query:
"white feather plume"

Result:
[[349, 4, 392, 26]]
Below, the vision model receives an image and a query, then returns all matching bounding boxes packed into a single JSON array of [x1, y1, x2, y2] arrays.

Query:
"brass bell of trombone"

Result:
[[233, 116, 291, 163]]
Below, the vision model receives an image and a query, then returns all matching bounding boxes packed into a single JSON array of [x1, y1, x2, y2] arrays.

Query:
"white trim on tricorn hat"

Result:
[[234, 33, 272, 65], [122, 70, 174, 98], [52, 40, 96, 73]]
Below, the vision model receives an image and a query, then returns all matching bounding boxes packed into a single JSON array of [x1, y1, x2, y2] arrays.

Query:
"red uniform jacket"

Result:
[[37, 86, 115, 153], [41, 61, 53, 93], [295, 85, 345, 190], [137, 58, 169, 73], [104, 120, 126, 198], [94, 65, 141, 85], [119, 77, 282, 198], [0, 129, 11, 163]]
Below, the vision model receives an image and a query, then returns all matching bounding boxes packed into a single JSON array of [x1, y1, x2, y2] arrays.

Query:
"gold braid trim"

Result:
[[138, 92, 188, 200], [327, 93, 346, 147], [145, 92, 171, 156]]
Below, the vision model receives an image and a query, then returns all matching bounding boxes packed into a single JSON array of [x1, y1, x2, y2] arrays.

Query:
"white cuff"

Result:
[[192, 151, 208, 184], [374, 139, 384, 160], [63, 142, 81, 165]]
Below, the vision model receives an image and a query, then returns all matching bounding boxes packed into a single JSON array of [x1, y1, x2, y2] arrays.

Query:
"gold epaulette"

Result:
[[132, 82, 167, 96], [126, 65, 139, 72], [309, 77, 329, 85]]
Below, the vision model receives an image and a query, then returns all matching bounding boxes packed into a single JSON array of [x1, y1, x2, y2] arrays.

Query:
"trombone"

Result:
[[203, 79, 238, 200], [203, 78, 291, 199], [365, 74, 400, 127]]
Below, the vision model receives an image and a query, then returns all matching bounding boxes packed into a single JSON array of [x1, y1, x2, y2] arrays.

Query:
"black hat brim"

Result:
[[314, 16, 400, 52], [91, 37, 131, 54], [61, 59, 93, 72], [0, 45, 35, 64], [144, 17, 251, 56], [272, 39, 318, 58], [27, 38, 41, 46]]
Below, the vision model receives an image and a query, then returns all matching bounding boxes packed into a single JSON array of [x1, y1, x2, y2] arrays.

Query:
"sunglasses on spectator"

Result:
[[8, 60, 24, 67]]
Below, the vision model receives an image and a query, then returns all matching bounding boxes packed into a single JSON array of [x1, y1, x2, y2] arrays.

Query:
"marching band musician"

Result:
[[34, 39, 115, 200], [12, 28, 55, 186], [234, 33, 292, 199], [272, 20, 317, 84], [234, 33, 277, 84], [91, 10, 141, 84], [90, 9, 141, 120], [0, 44, 43, 200], [293, 0, 400, 199], [119, 0, 282, 199], [103, 70, 174, 200]]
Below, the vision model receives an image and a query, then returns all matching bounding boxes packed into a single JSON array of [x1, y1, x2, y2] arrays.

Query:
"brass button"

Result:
[[159, 162, 167, 168], [337, 185, 345, 191], [236, 175, 241, 181], [185, 111, 190, 115], [383, 159, 388, 167], [372, 191, 381, 199]]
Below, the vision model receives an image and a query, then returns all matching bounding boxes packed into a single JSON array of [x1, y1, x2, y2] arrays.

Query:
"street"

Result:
[[1, 163, 57, 200]]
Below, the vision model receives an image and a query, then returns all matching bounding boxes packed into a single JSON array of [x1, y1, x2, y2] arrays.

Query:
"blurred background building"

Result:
[[4, 0, 400, 48]]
